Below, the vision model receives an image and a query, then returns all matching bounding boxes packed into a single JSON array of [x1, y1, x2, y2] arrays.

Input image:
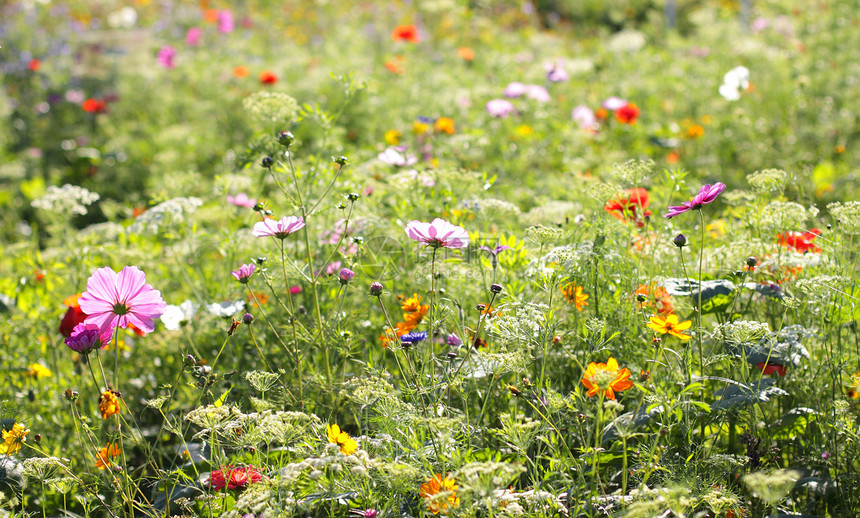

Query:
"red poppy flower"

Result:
[[228, 466, 262, 489], [757, 362, 786, 377], [604, 188, 652, 227], [82, 98, 107, 113], [259, 71, 278, 84], [777, 228, 821, 253], [615, 103, 640, 124], [391, 24, 420, 43], [60, 294, 87, 338], [28, 59, 41, 71]]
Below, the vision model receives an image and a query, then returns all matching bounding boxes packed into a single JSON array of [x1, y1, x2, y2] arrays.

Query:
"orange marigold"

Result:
[[561, 284, 589, 311]]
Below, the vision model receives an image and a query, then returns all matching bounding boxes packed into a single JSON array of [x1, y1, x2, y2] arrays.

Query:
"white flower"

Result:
[[719, 66, 750, 101], [161, 300, 199, 330], [205, 300, 245, 317], [31, 184, 100, 216]]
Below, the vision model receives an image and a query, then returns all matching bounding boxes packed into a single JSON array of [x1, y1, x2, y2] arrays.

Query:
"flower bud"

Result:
[[261, 156, 274, 168], [255, 256, 267, 265], [369, 282, 383, 296], [490, 283, 503, 294], [333, 156, 349, 166], [253, 202, 265, 212], [64, 389, 79, 402], [673, 233, 687, 248], [242, 313, 254, 325], [339, 268, 355, 285], [183, 354, 197, 366], [636, 293, 647, 302], [277, 131, 295, 147], [746, 256, 757, 268], [346, 192, 360, 201]]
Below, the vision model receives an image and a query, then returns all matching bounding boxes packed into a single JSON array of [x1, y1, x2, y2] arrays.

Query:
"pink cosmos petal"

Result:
[[117, 266, 146, 302], [126, 312, 155, 334], [602, 96, 628, 110]]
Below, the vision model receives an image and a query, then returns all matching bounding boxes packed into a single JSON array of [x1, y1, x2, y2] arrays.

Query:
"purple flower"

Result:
[[405, 218, 469, 249], [65, 323, 112, 354], [486, 99, 515, 118], [525, 84, 550, 103], [78, 266, 167, 334], [157, 46, 176, 69], [663, 182, 727, 219], [369, 282, 383, 296], [339, 268, 355, 284], [545, 59, 569, 82], [232, 263, 255, 283], [350, 509, 378, 518], [400, 331, 427, 344], [602, 96, 628, 111], [253, 216, 305, 239], [227, 193, 257, 208], [478, 244, 511, 256], [447, 333, 462, 347], [217, 9, 234, 34], [503, 82, 526, 98], [325, 261, 342, 276], [571, 105, 597, 130], [378, 147, 417, 167], [185, 27, 202, 46]]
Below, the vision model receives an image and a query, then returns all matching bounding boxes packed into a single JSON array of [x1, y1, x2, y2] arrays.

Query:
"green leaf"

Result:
[[213, 388, 232, 408]]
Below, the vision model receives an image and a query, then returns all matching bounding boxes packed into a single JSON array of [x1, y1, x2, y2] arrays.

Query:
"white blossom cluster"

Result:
[[31, 184, 100, 216]]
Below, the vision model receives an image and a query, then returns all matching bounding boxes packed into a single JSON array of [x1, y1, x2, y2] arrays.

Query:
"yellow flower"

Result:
[[420, 474, 460, 514], [385, 129, 402, 146], [327, 423, 357, 455], [99, 391, 121, 420], [434, 117, 455, 135], [95, 443, 121, 470], [26, 362, 51, 378], [413, 120, 430, 135], [646, 313, 692, 340], [0, 423, 30, 455], [685, 124, 705, 139], [516, 124, 534, 137], [581, 357, 634, 400], [562, 284, 589, 311]]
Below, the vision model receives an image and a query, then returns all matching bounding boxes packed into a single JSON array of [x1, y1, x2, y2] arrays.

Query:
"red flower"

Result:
[[391, 24, 420, 43], [207, 466, 263, 491], [757, 362, 786, 377], [615, 103, 640, 124], [60, 294, 87, 338], [604, 188, 652, 227], [259, 71, 278, 84], [28, 59, 41, 71], [82, 98, 107, 113], [594, 108, 609, 120], [777, 228, 821, 253]]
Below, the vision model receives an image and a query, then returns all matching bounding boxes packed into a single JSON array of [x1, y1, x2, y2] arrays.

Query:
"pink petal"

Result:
[[85, 267, 119, 302], [126, 312, 155, 334], [116, 266, 147, 301]]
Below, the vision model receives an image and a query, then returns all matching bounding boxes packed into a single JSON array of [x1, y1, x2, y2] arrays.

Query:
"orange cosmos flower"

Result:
[[391, 24, 420, 43], [561, 284, 589, 311], [685, 124, 705, 139], [456, 47, 475, 61], [434, 117, 455, 135], [634, 284, 674, 316], [99, 390, 121, 419], [581, 357, 634, 400], [385, 56, 405, 75], [615, 103, 640, 124], [646, 313, 692, 340], [233, 65, 249, 78], [420, 474, 460, 514], [259, 71, 278, 84], [666, 151, 680, 163], [95, 443, 121, 469]]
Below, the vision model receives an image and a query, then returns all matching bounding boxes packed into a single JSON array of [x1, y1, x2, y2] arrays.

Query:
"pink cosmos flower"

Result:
[[217, 10, 234, 34], [663, 182, 727, 219], [378, 147, 417, 167], [78, 266, 167, 334], [545, 59, 569, 82], [405, 218, 469, 249], [602, 96, 628, 111], [525, 84, 550, 103], [185, 27, 202, 46], [486, 99, 515, 118], [65, 323, 112, 354], [232, 264, 255, 283], [227, 193, 257, 208], [504, 82, 526, 98], [157, 46, 176, 69], [572, 105, 598, 130], [289, 285, 302, 295], [253, 216, 305, 239]]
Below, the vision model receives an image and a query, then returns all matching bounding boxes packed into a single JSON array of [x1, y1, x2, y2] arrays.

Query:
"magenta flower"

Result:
[[185, 27, 203, 46], [339, 268, 355, 284], [289, 285, 303, 295], [227, 193, 257, 208], [253, 216, 305, 239], [405, 218, 469, 249], [65, 323, 112, 354], [525, 84, 550, 103], [486, 99, 515, 118], [663, 182, 727, 219], [217, 9, 234, 34], [545, 59, 569, 82], [602, 96, 628, 110], [78, 266, 167, 334], [157, 46, 176, 69], [232, 264, 255, 283]]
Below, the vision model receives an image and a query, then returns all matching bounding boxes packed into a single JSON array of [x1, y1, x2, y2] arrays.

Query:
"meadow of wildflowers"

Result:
[[1, 1, 859, 517]]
